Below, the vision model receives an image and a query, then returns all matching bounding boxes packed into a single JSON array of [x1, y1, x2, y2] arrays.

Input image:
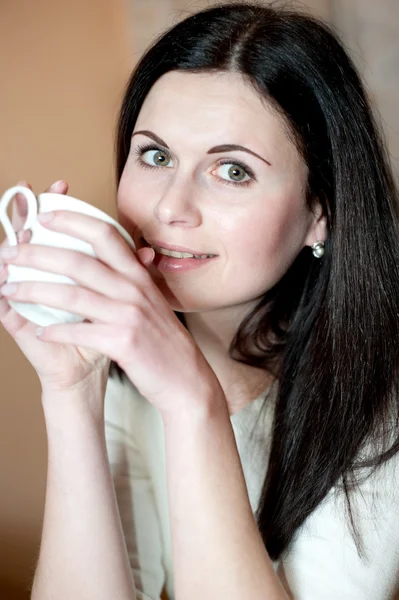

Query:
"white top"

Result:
[[104, 371, 399, 600]]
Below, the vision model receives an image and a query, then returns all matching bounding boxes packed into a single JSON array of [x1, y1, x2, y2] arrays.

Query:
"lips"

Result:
[[141, 237, 217, 257]]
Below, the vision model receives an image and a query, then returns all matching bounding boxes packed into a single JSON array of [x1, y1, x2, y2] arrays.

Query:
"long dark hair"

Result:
[[110, 2, 399, 561]]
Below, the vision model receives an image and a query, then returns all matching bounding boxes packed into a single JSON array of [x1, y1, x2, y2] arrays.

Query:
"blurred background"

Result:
[[0, 1, 398, 598]]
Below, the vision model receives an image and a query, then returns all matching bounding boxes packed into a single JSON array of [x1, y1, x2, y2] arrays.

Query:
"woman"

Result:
[[1, 2, 399, 599]]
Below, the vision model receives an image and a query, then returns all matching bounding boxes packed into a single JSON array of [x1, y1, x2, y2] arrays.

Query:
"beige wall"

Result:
[[331, 0, 399, 180], [0, 1, 398, 598], [0, 1, 132, 597]]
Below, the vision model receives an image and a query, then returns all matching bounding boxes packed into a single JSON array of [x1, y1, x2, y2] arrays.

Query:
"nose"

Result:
[[153, 174, 202, 227]]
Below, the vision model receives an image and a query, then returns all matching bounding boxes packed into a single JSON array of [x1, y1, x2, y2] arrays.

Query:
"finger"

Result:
[[0, 264, 12, 318], [0, 294, 12, 323], [0, 265, 32, 336], [0, 263, 8, 283], [36, 321, 124, 363], [34, 210, 149, 284], [44, 180, 69, 194], [136, 246, 155, 268], [0, 227, 31, 249], [2, 243, 137, 302], [0, 264, 10, 318], [0, 280, 137, 326], [16, 229, 32, 243]]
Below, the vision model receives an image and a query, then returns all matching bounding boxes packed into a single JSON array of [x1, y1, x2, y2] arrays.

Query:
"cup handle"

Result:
[[0, 185, 38, 246]]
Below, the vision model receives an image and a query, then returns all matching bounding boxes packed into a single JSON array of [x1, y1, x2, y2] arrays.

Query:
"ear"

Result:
[[304, 202, 327, 248]]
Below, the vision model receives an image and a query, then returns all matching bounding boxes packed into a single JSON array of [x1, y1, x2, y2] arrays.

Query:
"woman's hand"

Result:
[[0, 182, 222, 413], [0, 181, 151, 394]]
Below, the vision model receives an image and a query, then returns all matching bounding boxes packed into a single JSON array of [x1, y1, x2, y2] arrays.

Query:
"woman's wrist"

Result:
[[40, 372, 108, 427], [160, 381, 228, 428]]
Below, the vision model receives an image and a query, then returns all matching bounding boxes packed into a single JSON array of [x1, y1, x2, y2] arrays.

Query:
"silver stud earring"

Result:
[[311, 241, 325, 258]]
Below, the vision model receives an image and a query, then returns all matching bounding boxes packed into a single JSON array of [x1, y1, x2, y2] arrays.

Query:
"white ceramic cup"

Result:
[[0, 185, 136, 326]]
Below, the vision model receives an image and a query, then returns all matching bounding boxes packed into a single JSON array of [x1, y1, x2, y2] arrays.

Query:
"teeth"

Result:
[[151, 245, 215, 259]]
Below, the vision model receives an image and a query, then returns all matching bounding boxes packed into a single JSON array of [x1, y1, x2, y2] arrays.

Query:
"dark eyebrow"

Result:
[[131, 130, 272, 166], [132, 130, 169, 148], [207, 144, 271, 166]]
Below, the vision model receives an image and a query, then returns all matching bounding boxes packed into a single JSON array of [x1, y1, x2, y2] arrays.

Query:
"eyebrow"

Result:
[[131, 130, 272, 166]]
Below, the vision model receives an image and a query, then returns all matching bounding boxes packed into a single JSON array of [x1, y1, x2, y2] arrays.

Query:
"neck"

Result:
[[183, 310, 274, 416]]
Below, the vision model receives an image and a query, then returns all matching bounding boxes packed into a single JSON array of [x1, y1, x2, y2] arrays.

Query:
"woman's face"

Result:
[[117, 71, 325, 313]]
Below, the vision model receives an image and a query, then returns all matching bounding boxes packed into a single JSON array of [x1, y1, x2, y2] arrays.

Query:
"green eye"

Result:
[[217, 162, 251, 184], [141, 149, 173, 167], [228, 165, 246, 181], [153, 150, 171, 166]]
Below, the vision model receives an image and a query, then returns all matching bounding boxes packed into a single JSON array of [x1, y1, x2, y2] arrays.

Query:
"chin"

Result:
[[151, 278, 210, 313]]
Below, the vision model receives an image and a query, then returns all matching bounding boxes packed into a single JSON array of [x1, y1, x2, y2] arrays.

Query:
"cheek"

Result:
[[116, 174, 144, 238], [117, 161, 157, 220], [231, 198, 310, 280], [117, 161, 168, 218]]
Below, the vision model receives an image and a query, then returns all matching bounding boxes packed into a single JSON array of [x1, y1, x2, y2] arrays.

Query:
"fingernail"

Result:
[[49, 180, 66, 190], [0, 283, 17, 296]]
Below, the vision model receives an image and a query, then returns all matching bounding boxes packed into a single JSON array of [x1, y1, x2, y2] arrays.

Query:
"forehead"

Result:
[[134, 71, 304, 174], [138, 70, 269, 115], [136, 72, 282, 140]]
